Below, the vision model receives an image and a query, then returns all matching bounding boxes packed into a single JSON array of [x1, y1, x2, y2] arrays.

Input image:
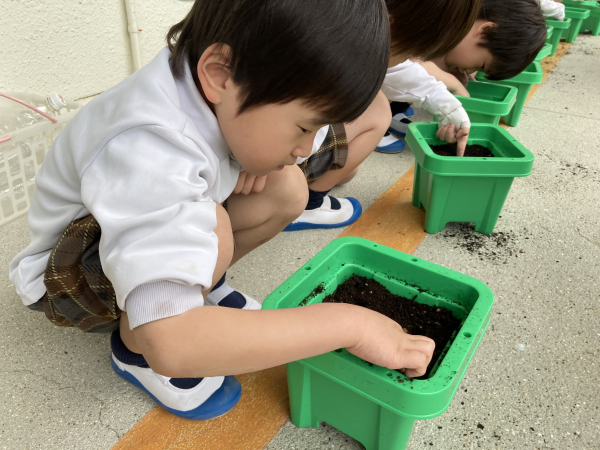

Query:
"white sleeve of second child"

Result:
[[381, 60, 471, 130], [81, 124, 220, 328], [537, 0, 565, 20]]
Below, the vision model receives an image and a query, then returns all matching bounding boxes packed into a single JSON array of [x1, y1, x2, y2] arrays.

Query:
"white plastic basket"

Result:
[[0, 94, 81, 227]]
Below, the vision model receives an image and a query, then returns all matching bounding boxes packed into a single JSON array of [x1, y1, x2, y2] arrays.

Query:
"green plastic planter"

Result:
[[546, 18, 572, 55], [545, 24, 554, 44], [562, 7, 591, 42], [452, 81, 517, 125], [534, 43, 553, 62], [262, 237, 495, 450], [405, 122, 534, 234], [562, 0, 600, 35], [476, 61, 543, 127]]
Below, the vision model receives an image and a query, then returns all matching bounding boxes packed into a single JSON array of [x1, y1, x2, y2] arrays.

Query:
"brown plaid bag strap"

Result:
[[42, 215, 120, 333]]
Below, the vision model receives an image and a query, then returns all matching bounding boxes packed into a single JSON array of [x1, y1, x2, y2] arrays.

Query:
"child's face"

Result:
[[197, 44, 327, 177], [216, 87, 327, 177], [437, 20, 495, 75]]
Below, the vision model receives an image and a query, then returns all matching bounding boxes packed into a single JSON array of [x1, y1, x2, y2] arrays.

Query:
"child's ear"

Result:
[[474, 21, 496, 39], [197, 43, 233, 105]]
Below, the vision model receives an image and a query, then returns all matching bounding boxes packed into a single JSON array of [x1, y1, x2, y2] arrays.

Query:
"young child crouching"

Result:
[[285, 0, 482, 231], [9, 0, 435, 421]]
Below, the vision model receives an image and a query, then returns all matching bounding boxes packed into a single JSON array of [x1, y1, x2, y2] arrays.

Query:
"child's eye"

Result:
[[299, 127, 311, 134]]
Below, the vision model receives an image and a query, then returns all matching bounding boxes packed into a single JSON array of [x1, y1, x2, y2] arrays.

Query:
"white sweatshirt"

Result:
[[10, 48, 245, 328], [382, 60, 471, 130], [538, 0, 566, 20]]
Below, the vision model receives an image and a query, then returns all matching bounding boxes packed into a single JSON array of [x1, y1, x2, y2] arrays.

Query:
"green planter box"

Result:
[[405, 122, 534, 234], [534, 43, 553, 62], [562, 0, 600, 35], [262, 237, 495, 450], [453, 81, 518, 125], [582, 9, 600, 35], [545, 24, 554, 44], [476, 61, 543, 127], [563, 7, 591, 42], [546, 18, 572, 55]]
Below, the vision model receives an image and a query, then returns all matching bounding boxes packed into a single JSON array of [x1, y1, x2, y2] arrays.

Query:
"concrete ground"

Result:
[[1, 35, 599, 450]]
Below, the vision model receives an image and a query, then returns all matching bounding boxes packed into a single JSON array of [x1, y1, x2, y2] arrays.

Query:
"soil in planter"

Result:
[[430, 143, 495, 157], [322, 275, 462, 379]]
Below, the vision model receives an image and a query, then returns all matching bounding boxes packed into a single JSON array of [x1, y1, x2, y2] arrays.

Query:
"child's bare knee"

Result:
[[270, 164, 308, 219], [371, 90, 392, 133], [213, 204, 234, 285]]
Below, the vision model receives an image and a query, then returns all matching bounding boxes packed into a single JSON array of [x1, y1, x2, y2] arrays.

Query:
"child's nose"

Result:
[[293, 144, 313, 159]]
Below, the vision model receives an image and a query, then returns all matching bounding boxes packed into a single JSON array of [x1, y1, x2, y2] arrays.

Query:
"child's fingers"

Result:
[[240, 174, 257, 195], [251, 175, 268, 194], [455, 127, 470, 157], [436, 125, 457, 144], [233, 171, 248, 195], [398, 348, 433, 378]]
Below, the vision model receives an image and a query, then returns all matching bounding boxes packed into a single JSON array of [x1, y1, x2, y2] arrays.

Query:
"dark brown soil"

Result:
[[431, 143, 495, 157], [322, 275, 462, 379], [441, 223, 530, 264]]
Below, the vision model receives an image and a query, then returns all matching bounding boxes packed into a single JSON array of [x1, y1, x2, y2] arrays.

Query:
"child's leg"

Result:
[[308, 90, 390, 191], [115, 165, 306, 420], [226, 164, 308, 264], [285, 91, 389, 231], [121, 164, 307, 349]]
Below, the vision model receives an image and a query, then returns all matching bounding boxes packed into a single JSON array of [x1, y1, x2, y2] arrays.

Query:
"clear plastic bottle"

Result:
[[0, 93, 67, 135]]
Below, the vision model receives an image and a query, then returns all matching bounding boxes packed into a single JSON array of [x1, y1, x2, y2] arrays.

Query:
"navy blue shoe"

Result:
[[110, 331, 241, 420], [375, 132, 406, 153]]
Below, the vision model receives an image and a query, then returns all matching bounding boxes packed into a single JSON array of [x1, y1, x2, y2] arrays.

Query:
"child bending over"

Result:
[[10, 0, 434, 420], [285, 0, 482, 231]]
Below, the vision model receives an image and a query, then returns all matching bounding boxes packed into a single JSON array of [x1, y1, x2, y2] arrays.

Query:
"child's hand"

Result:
[[346, 309, 435, 378], [233, 170, 268, 195], [436, 124, 470, 157]]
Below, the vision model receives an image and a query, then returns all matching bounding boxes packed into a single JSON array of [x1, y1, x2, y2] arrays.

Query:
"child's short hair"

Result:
[[167, 0, 390, 125], [478, 0, 547, 80], [386, 0, 482, 60]]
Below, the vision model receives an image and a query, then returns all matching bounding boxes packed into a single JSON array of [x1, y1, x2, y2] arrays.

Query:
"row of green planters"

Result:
[[261, 94, 535, 450], [260, 13, 599, 449]]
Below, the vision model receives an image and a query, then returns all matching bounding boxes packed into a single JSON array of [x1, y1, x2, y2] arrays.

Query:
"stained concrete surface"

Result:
[[1, 35, 599, 450]]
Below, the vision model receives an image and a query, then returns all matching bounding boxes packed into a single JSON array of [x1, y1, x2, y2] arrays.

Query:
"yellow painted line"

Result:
[[339, 166, 427, 253], [112, 41, 571, 450], [113, 366, 289, 450]]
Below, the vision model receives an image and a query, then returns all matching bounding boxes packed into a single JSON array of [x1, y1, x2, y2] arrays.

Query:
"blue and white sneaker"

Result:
[[284, 195, 362, 231], [205, 275, 262, 310], [375, 131, 406, 153], [389, 113, 412, 137], [404, 106, 415, 118], [110, 331, 242, 420]]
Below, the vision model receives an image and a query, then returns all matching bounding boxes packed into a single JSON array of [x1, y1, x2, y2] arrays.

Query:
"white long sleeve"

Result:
[[538, 0, 565, 20], [9, 48, 240, 328], [382, 60, 471, 130]]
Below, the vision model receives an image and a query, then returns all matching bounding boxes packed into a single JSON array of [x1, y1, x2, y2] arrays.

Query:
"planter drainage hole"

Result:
[[463, 331, 472, 338], [386, 371, 394, 378], [411, 258, 418, 262], [334, 348, 343, 353], [373, 244, 378, 248], [482, 158, 487, 160], [304, 266, 312, 271]]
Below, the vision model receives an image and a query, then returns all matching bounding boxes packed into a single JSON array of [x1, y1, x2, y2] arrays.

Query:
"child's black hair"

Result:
[[167, 0, 390, 125], [386, 0, 483, 60], [478, 0, 547, 80]]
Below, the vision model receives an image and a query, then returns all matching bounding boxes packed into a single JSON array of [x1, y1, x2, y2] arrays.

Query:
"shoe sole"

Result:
[[387, 126, 407, 138], [111, 357, 242, 420], [283, 197, 363, 231]]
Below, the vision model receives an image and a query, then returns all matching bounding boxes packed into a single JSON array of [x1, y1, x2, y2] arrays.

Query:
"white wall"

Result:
[[0, 0, 192, 102]]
